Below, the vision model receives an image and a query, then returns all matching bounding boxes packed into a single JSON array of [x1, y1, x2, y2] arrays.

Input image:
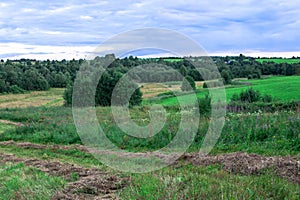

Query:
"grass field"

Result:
[[151, 76, 300, 106], [0, 76, 299, 199], [256, 58, 300, 64], [0, 88, 64, 109]]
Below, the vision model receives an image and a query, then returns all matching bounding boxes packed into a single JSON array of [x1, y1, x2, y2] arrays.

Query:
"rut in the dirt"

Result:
[[0, 153, 129, 200]]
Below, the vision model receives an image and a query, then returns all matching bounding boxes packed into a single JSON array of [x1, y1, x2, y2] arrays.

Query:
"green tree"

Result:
[[181, 76, 196, 91], [221, 70, 232, 84], [21, 69, 49, 91]]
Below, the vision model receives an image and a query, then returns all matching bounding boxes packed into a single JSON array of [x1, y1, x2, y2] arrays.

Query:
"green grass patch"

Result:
[[0, 123, 14, 134], [0, 162, 66, 200], [152, 76, 300, 106], [121, 164, 300, 199]]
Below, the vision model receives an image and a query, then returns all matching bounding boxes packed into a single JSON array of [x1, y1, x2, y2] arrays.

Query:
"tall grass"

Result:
[[0, 105, 298, 155]]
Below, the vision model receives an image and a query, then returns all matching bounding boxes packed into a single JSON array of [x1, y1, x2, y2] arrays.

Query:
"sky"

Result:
[[0, 0, 300, 60]]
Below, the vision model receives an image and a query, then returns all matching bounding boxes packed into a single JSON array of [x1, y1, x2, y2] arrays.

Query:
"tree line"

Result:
[[0, 54, 299, 97]]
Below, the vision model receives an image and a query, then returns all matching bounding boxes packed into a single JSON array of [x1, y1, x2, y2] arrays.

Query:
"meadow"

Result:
[[256, 58, 300, 64], [150, 76, 300, 106], [0, 75, 299, 199]]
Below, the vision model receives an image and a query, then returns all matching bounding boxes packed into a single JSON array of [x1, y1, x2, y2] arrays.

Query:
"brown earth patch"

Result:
[[0, 140, 89, 152], [1, 141, 299, 185], [181, 152, 300, 185], [0, 153, 129, 199]]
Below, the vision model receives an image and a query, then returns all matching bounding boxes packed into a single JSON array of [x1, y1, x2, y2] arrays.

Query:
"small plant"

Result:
[[71, 172, 79, 182]]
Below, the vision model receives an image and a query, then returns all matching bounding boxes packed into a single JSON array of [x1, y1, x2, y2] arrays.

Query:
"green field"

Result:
[[0, 75, 299, 199], [152, 76, 300, 106], [256, 58, 300, 64]]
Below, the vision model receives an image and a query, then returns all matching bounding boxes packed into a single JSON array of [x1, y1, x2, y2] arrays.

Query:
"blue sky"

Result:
[[0, 0, 300, 60]]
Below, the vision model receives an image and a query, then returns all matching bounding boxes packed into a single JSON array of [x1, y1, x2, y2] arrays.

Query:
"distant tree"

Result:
[[63, 84, 73, 106], [21, 69, 49, 91], [64, 60, 143, 107], [181, 76, 196, 91], [179, 65, 187, 77], [0, 79, 7, 93], [221, 70, 232, 84]]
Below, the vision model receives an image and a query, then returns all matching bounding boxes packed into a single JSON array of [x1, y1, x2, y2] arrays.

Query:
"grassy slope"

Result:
[[154, 76, 300, 106]]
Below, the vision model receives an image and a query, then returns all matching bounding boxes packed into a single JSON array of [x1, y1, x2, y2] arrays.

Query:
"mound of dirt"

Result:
[[182, 152, 300, 185], [0, 153, 128, 200]]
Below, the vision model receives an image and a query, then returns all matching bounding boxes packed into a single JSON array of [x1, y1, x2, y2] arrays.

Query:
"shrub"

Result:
[[198, 94, 211, 115], [9, 85, 25, 94], [239, 88, 261, 103]]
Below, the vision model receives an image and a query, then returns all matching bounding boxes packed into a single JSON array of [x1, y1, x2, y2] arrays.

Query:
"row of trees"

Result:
[[1, 55, 299, 100], [0, 59, 81, 93]]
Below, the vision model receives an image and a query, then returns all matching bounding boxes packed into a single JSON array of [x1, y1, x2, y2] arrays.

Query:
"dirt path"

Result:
[[0, 119, 25, 127], [0, 153, 129, 199], [0, 140, 299, 185]]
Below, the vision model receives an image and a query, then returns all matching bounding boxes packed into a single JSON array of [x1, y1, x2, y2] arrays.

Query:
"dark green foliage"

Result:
[[232, 88, 261, 103], [221, 70, 232, 84], [0, 78, 7, 93], [231, 88, 277, 104], [64, 58, 143, 107], [240, 88, 260, 103], [261, 94, 273, 103], [198, 94, 211, 115], [9, 85, 25, 94], [203, 82, 208, 88], [21, 69, 50, 91], [96, 71, 143, 107], [181, 76, 196, 91], [63, 84, 73, 106]]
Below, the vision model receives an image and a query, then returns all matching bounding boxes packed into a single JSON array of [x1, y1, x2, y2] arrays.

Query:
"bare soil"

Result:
[[181, 152, 300, 185]]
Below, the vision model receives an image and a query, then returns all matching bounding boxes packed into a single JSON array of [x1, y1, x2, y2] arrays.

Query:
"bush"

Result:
[[239, 88, 261, 103], [9, 85, 25, 94], [261, 94, 273, 103], [198, 94, 211, 115], [231, 88, 277, 104], [63, 84, 73, 106]]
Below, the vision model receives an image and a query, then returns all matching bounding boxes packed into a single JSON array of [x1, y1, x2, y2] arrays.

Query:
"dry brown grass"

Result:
[[141, 82, 204, 99], [0, 88, 64, 109]]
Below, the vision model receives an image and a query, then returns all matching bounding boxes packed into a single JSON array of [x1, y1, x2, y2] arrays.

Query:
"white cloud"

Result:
[[0, 0, 299, 59], [80, 15, 93, 20]]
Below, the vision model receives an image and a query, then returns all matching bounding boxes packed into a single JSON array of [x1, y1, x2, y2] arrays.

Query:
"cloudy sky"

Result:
[[0, 0, 300, 60]]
